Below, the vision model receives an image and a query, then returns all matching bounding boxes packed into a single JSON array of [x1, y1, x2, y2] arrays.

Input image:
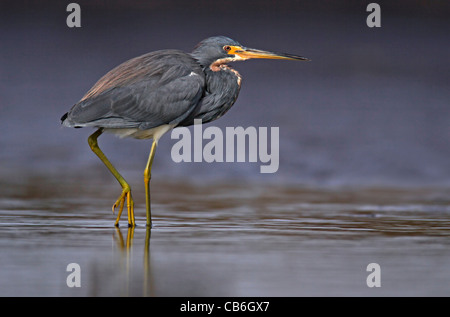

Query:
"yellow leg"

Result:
[[143, 140, 157, 227], [88, 128, 135, 227]]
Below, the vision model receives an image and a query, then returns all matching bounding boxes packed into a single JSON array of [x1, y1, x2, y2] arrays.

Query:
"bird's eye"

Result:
[[223, 46, 231, 52]]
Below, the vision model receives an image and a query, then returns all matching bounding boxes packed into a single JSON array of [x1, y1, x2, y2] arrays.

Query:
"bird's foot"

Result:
[[112, 188, 135, 227]]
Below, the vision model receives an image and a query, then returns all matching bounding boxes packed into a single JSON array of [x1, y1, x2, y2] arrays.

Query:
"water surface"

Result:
[[1, 177, 449, 296]]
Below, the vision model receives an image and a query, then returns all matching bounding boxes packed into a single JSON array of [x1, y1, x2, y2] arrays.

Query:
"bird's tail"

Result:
[[60, 112, 79, 128], [60, 112, 68, 124]]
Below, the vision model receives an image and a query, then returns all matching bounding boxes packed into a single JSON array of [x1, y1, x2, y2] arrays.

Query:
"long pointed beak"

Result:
[[234, 47, 309, 61]]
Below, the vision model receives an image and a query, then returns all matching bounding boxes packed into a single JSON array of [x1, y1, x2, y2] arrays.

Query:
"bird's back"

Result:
[[61, 50, 206, 133]]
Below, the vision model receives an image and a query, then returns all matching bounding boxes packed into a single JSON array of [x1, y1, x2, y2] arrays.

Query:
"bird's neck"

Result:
[[204, 66, 242, 92]]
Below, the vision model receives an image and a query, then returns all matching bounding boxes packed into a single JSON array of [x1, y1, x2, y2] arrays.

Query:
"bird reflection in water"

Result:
[[112, 226, 153, 296]]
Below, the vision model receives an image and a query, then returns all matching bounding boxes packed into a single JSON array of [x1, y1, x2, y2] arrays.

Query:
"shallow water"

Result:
[[1, 178, 449, 296]]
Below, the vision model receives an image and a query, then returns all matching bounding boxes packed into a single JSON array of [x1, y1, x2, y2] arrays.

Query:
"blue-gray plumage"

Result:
[[61, 36, 308, 227]]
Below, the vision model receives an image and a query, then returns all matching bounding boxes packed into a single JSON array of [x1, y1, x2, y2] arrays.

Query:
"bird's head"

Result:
[[191, 36, 309, 70]]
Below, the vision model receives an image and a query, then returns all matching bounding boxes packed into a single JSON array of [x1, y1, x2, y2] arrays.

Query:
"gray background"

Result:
[[1, 0, 448, 188]]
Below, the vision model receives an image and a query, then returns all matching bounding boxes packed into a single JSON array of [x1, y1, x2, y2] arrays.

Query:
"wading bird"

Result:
[[61, 36, 308, 227]]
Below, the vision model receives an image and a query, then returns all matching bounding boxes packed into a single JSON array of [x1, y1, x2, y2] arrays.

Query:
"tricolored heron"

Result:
[[61, 36, 308, 227]]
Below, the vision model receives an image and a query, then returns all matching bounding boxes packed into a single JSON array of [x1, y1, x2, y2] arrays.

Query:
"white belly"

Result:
[[104, 124, 176, 142]]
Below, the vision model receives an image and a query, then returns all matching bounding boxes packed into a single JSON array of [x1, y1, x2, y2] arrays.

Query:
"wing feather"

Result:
[[62, 50, 205, 130]]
